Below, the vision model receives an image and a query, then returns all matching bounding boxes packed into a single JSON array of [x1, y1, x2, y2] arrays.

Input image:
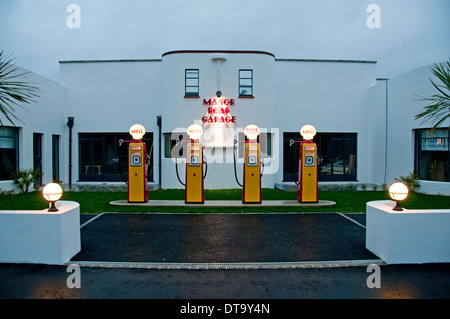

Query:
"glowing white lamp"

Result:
[[129, 124, 146, 140], [244, 124, 260, 140], [187, 124, 203, 140], [389, 182, 409, 211], [300, 125, 316, 141], [42, 183, 63, 212]]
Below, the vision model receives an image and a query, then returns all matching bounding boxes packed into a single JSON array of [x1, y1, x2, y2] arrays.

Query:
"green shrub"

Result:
[[395, 172, 420, 192], [11, 168, 43, 193]]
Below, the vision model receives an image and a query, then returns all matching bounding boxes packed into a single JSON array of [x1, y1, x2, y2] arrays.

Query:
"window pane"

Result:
[[186, 70, 198, 78], [239, 87, 252, 96], [239, 70, 252, 78], [186, 79, 199, 86], [415, 129, 450, 181], [185, 87, 198, 95], [0, 127, 18, 180], [239, 78, 252, 86]]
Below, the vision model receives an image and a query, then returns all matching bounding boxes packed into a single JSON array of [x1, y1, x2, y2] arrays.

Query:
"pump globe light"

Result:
[[389, 182, 409, 211], [300, 125, 316, 141], [42, 183, 63, 212], [244, 124, 260, 140], [129, 124, 146, 140], [187, 124, 203, 140]]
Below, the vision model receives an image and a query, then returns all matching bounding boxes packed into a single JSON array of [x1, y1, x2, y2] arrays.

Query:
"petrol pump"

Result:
[[290, 125, 318, 203], [234, 124, 262, 203], [175, 124, 206, 203], [120, 124, 148, 203]]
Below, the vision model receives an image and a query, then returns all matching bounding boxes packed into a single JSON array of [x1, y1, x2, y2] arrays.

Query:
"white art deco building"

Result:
[[1, 50, 449, 195]]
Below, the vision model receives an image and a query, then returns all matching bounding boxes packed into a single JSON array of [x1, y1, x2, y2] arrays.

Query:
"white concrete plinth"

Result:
[[0, 201, 81, 265], [366, 200, 450, 264]]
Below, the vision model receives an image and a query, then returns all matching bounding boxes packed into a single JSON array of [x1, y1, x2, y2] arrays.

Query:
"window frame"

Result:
[[0, 126, 19, 181], [414, 128, 450, 182], [185, 69, 199, 97], [239, 69, 253, 97]]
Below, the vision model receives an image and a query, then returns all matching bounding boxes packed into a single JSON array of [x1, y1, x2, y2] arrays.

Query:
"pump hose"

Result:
[[203, 155, 208, 179], [289, 140, 299, 186], [260, 154, 264, 179], [117, 142, 128, 186], [233, 139, 243, 188], [175, 156, 186, 187]]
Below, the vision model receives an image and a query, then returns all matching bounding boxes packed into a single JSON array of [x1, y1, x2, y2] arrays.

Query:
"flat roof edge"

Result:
[[275, 58, 377, 64], [59, 59, 162, 64], [162, 50, 276, 58]]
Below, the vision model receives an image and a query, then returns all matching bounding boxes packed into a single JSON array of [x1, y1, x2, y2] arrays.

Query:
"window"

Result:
[[52, 135, 60, 182], [415, 129, 449, 182], [283, 132, 357, 182], [237, 132, 272, 158], [164, 132, 188, 158], [185, 69, 199, 97], [79, 133, 154, 182], [0, 127, 19, 180], [33, 133, 43, 185], [239, 69, 253, 97]]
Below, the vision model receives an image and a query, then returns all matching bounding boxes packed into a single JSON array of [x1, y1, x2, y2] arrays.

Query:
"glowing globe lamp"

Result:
[[389, 182, 409, 211], [244, 124, 260, 140], [187, 124, 203, 140], [300, 125, 316, 141], [43, 183, 63, 212]]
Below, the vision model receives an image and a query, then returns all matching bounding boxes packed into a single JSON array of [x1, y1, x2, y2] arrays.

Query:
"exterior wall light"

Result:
[[42, 183, 63, 212], [389, 182, 409, 211]]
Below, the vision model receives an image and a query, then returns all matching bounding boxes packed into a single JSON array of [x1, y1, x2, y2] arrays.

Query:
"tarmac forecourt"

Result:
[[71, 211, 382, 270]]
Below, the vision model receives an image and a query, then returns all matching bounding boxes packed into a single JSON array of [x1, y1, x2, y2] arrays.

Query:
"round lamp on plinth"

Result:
[[389, 182, 409, 211], [42, 183, 63, 212]]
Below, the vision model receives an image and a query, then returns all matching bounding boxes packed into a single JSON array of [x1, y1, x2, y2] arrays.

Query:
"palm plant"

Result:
[[0, 51, 40, 126], [415, 59, 450, 131]]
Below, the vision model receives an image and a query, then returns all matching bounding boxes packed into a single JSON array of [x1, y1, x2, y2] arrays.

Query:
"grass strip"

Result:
[[1, 188, 449, 214]]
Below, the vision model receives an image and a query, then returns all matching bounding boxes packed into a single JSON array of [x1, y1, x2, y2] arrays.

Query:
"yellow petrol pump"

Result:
[[121, 124, 148, 203], [234, 124, 262, 203], [290, 125, 318, 203], [175, 124, 206, 203], [296, 125, 318, 203], [185, 124, 205, 203]]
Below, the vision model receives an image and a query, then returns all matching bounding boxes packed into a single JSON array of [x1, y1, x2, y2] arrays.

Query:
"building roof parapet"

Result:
[[162, 50, 275, 58]]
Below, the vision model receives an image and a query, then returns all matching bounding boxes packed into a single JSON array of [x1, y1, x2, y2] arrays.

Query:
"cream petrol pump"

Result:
[[234, 124, 262, 203], [120, 124, 148, 203], [290, 125, 318, 203], [175, 124, 207, 203]]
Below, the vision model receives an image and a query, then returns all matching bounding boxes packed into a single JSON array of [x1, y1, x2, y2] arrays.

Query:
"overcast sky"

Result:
[[0, 0, 449, 81]]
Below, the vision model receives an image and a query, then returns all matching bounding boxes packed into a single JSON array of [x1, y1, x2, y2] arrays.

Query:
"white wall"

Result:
[[59, 60, 162, 186], [273, 59, 378, 185], [160, 51, 277, 189], [386, 64, 449, 185], [0, 66, 66, 192]]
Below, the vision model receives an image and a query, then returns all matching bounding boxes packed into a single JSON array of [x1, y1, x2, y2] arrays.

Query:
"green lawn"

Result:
[[1, 188, 449, 214]]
